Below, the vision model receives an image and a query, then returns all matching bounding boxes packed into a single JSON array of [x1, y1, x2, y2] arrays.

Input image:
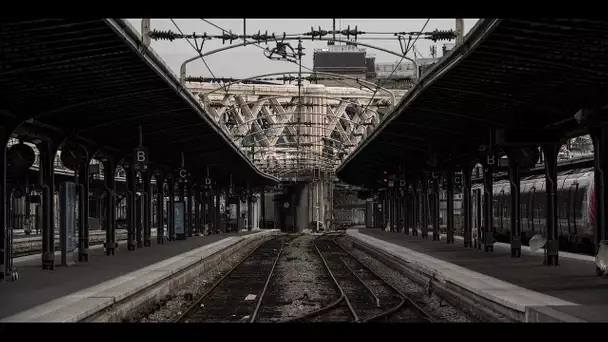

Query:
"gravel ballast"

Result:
[[257, 234, 339, 322], [137, 236, 271, 323]]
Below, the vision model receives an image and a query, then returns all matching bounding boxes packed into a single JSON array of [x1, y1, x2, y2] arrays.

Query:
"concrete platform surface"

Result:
[[0, 230, 274, 320], [349, 227, 608, 321]]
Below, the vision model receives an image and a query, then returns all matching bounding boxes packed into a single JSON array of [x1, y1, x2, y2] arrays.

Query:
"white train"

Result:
[[470, 167, 596, 255]]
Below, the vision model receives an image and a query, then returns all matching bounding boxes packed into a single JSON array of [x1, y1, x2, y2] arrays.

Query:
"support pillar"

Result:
[[432, 175, 440, 241], [413, 179, 419, 236], [156, 170, 165, 244], [194, 186, 201, 235], [508, 154, 521, 257], [446, 170, 455, 244], [103, 157, 116, 255], [187, 184, 193, 237], [77, 156, 90, 261], [208, 192, 214, 234], [543, 144, 560, 266], [126, 166, 136, 251], [0, 126, 13, 280], [404, 180, 409, 235], [397, 184, 403, 233], [260, 188, 266, 229], [168, 177, 175, 241], [482, 161, 494, 252], [591, 124, 608, 275], [39, 142, 58, 269], [462, 163, 473, 247], [215, 191, 221, 234], [143, 172, 152, 247], [421, 174, 429, 239], [475, 187, 482, 250], [176, 181, 186, 240], [136, 189, 143, 248], [247, 194, 253, 231], [236, 194, 241, 232]]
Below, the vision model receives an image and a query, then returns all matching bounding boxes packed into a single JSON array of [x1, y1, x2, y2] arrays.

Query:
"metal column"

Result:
[[143, 172, 152, 247], [543, 144, 559, 266], [39, 142, 57, 269], [404, 180, 409, 235], [260, 188, 266, 229], [433, 176, 440, 241], [247, 194, 253, 231], [483, 163, 494, 252], [168, 177, 175, 241], [592, 124, 608, 273], [194, 186, 203, 236], [156, 170, 165, 244], [103, 158, 116, 255], [126, 167, 136, 251], [421, 174, 429, 239], [215, 191, 221, 234], [412, 180, 419, 236], [0, 127, 11, 280], [462, 164, 473, 247], [135, 190, 143, 248], [77, 158, 90, 261], [236, 195, 241, 232], [508, 156, 521, 257], [187, 184, 193, 237], [446, 170, 455, 244]]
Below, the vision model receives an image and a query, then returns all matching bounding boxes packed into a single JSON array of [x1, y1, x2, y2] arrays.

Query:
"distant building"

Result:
[[313, 42, 456, 89], [313, 44, 371, 88]]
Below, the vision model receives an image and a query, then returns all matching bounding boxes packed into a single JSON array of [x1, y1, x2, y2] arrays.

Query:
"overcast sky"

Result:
[[126, 18, 479, 79]]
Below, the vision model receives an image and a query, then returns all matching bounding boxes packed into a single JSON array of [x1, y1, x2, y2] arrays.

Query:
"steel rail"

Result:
[[174, 235, 281, 323], [332, 234, 435, 322], [250, 234, 300, 322], [283, 234, 358, 322]]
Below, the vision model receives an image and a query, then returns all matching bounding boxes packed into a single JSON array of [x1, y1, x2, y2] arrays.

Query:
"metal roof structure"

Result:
[[0, 19, 278, 187], [337, 19, 608, 187]]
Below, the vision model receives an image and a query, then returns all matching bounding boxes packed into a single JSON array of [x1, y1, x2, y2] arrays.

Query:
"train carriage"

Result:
[[470, 167, 595, 254]]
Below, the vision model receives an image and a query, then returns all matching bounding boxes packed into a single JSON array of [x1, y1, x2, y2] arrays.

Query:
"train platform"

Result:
[[0, 229, 279, 322], [346, 226, 608, 322]]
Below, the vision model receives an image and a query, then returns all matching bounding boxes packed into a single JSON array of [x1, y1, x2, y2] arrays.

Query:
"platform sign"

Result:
[[133, 147, 149, 171], [204, 177, 212, 190], [174, 201, 186, 240], [59, 181, 77, 266]]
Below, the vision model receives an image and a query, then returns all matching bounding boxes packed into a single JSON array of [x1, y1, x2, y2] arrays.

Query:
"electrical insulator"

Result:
[[148, 29, 181, 41], [428, 29, 456, 42]]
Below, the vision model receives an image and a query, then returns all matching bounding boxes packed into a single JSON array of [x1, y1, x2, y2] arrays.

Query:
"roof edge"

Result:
[[104, 19, 279, 185], [336, 19, 502, 181]]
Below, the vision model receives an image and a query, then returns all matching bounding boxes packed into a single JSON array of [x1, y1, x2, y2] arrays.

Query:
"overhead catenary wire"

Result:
[[360, 18, 430, 117], [177, 19, 434, 176], [169, 19, 228, 94], [199, 19, 386, 94], [150, 25, 455, 44], [198, 18, 388, 145]]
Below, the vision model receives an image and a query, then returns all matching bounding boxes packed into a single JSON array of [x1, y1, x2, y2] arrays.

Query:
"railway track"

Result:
[[176, 234, 297, 323], [288, 233, 434, 323]]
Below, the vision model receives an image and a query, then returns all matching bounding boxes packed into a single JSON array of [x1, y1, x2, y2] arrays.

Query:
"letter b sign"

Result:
[[137, 150, 146, 162], [133, 147, 148, 170]]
